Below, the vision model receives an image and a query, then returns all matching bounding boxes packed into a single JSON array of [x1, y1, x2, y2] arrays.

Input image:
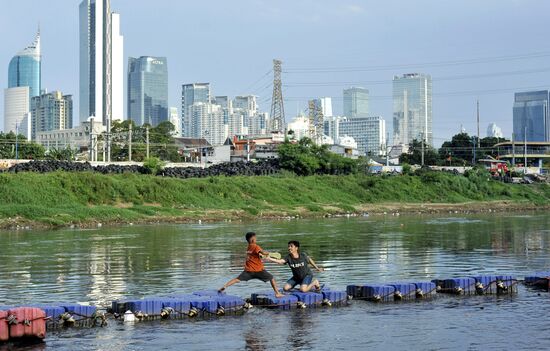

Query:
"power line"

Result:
[[284, 51, 550, 73], [282, 84, 550, 101], [284, 67, 550, 87]]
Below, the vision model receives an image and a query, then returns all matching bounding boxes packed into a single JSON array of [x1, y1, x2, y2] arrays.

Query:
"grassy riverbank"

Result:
[[0, 170, 548, 228]]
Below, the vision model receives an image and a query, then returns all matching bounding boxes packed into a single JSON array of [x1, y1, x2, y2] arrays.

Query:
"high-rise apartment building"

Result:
[[30, 91, 73, 140], [79, 0, 124, 125], [233, 95, 257, 114], [181, 83, 210, 137], [513, 90, 550, 142], [127, 56, 168, 126], [392, 73, 432, 146], [343, 87, 368, 118], [4, 87, 30, 138], [339, 116, 386, 156], [8, 30, 41, 100], [188, 102, 225, 145]]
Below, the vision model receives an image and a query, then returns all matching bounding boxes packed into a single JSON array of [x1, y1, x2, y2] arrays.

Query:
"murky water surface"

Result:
[[1, 213, 550, 350]]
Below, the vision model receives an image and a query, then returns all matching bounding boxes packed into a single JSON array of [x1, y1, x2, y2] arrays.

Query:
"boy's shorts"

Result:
[[286, 274, 313, 287], [237, 270, 273, 282]]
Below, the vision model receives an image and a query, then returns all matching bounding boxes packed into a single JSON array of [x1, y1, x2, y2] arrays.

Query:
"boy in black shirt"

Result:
[[267, 240, 324, 293]]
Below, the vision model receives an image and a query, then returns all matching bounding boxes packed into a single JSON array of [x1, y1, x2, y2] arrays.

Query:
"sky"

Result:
[[1, 0, 550, 146]]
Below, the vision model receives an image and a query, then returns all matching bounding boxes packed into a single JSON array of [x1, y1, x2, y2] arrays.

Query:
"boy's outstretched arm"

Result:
[[265, 256, 286, 265], [308, 257, 324, 272]]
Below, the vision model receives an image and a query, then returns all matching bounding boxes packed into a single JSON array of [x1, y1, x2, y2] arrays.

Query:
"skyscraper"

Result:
[[343, 87, 368, 118], [8, 30, 41, 99], [127, 56, 168, 126], [513, 90, 550, 142], [4, 87, 30, 136], [30, 91, 73, 140], [312, 97, 333, 118], [79, 0, 124, 125], [392, 73, 432, 146], [181, 83, 210, 137]]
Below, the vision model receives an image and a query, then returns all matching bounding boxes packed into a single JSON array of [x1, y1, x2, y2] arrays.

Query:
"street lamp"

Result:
[[203, 129, 209, 168], [15, 120, 19, 161]]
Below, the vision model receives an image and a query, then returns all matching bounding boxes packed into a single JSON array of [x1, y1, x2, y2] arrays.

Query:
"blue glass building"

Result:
[[8, 31, 41, 99], [513, 90, 550, 142], [127, 56, 168, 126]]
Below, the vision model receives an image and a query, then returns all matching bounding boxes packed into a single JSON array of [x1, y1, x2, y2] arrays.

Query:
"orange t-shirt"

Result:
[[244, 243, 264, 272]]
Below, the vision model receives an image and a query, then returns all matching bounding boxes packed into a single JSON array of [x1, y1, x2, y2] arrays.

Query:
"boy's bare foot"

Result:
[[275, 292, 284, 298]]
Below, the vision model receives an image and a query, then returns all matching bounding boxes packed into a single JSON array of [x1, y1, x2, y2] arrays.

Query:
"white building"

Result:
[[169, 107, 181, 136], [313, 97, 333, 117], [487, 122, 503, 138], [36, 119, 105, 152], [287, 114, 310, 140], [4, 87, 31, 140], [79, 0, 124, 125], [188, 103, 225, 146], [339, 116, 386, 156]]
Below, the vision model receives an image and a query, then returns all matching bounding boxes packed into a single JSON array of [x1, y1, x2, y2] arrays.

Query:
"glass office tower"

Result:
[[8, 30, 41, 99], [392, 73, 432, 146], [127, 56, 168, 126], [343, 87, 368, 118], [181, 83, 211, 136], [513, 90, 550, 142]]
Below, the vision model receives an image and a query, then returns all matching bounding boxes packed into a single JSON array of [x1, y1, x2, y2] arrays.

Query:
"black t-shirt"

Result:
[[285, 252, 312, 280]]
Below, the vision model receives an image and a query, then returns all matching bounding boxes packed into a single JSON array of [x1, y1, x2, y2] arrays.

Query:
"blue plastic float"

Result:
[[470, 275, 517, 295], [524, 272, 550, 289]]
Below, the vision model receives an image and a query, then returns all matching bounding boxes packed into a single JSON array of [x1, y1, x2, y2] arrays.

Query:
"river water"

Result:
[[1, 213, 550, 350]]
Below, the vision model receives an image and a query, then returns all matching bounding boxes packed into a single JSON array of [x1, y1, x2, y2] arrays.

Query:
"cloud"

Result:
[[345, 4, 365, 14]]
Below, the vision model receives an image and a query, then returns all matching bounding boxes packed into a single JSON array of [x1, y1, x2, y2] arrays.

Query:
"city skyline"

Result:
[[1, 1, 550, 146]]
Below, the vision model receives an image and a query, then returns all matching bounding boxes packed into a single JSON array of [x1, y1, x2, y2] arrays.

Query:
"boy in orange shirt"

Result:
[[219, 232, 283, 298]]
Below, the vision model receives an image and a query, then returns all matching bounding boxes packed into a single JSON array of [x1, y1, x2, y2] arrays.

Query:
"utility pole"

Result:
[[421, 132, 425, 166], [146, 127, 150, 159], [386, 132, 390, 167], [476, 100, 480, 148], [246, 135, 250, 162], [15, 121, 19, 161], [106, 117, 111, 163], [523, 126, 527, 174], [128, 123, 132, 162], [511, 133, 515, 166], [89, 117, 94, 161], [472, 136, 476, 165]]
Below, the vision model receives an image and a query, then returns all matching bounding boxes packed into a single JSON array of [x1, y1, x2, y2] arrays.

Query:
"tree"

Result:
[[439, 133, 510, 165], [277, 137, 359, 175], [399, 139, 438, 165]]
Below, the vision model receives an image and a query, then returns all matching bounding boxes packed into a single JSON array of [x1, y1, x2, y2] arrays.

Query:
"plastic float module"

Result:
[[433, 277, 476, 295], [412, 282, 437, 298], [319, 288, 348, 305], [250, 291, 299, 310], [524, 272, 550, 289], [287, 291, 324, 308], [386, 283, 417, 301], [7, 307, 47, 340], [192, 290, 245, 315], [470, 275, 518, 295], [346, 284, 396, 302], [0, 310, 8, 342]]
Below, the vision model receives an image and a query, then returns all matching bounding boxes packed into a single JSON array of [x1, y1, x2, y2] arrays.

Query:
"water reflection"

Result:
[[1, 213, 550, 349]]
